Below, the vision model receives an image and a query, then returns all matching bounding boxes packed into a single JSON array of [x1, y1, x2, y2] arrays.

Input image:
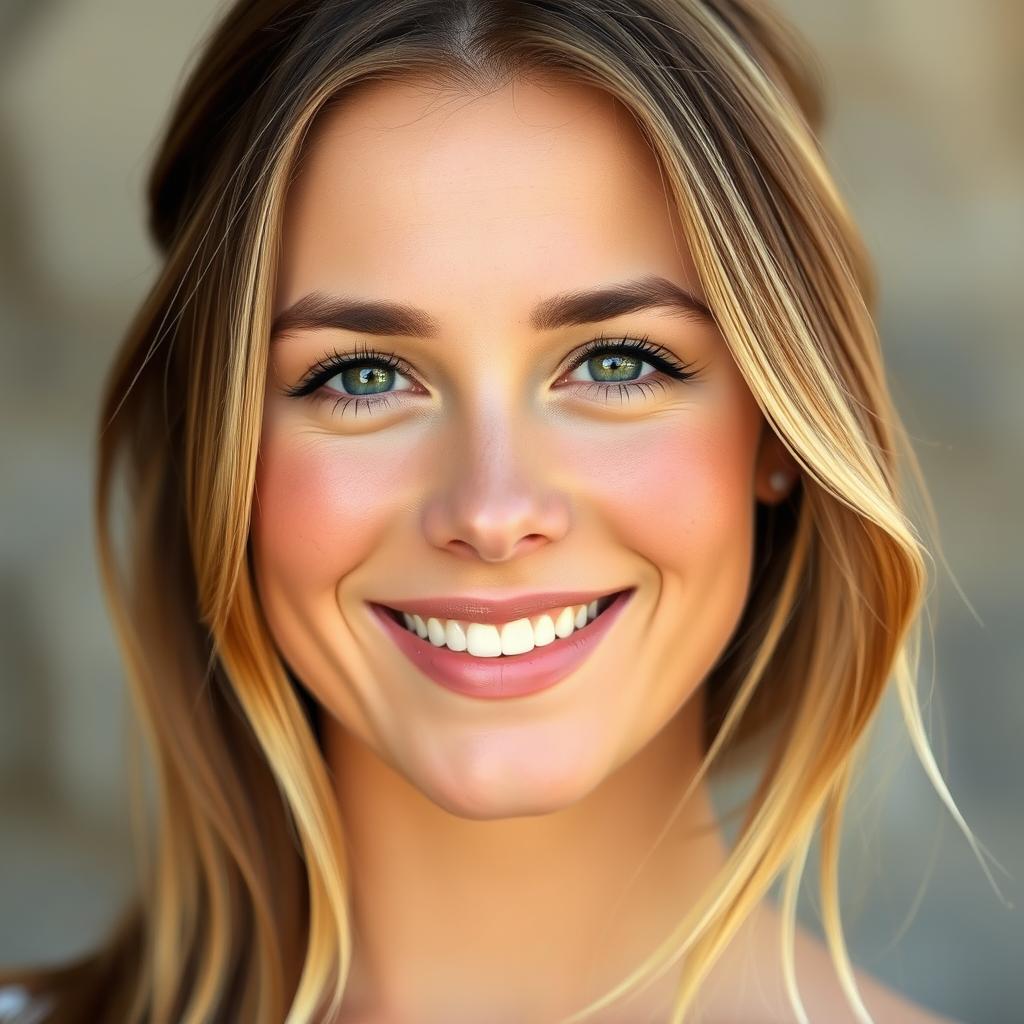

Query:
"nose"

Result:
[[420, 410, 571, 563]]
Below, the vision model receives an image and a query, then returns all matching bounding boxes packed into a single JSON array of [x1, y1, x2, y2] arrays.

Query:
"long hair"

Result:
[[2, 1, 977, 1021]]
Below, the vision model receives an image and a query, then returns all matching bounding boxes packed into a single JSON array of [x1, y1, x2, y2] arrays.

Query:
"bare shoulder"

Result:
[[696, 901, 962, 1024]]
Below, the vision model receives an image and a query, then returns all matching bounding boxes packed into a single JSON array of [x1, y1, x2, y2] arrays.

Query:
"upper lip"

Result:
[[372, 588, 630, 625]]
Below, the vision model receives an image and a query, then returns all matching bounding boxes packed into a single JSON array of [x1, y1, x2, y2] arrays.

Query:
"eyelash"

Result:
[[281, 332, 702, 418]]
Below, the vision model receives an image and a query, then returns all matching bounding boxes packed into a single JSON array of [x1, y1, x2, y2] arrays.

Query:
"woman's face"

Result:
[[251, 75, 792, 817]]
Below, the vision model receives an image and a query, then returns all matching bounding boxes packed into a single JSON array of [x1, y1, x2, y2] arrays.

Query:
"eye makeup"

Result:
[[279, 332, 704, 419]]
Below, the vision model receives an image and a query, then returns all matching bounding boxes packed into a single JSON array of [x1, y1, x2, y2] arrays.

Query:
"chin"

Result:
[[408, 726, 609, 820]]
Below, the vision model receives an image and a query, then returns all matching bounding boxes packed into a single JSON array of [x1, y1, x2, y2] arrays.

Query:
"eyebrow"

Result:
[[270, 273, 715, 341]]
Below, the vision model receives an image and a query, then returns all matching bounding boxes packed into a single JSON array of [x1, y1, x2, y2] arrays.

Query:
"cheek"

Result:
[[250, 422, 412, 601], [560, 414, 758, 576], [556, 403, 762, 721]]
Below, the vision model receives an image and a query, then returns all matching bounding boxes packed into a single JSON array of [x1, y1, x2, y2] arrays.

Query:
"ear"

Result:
[[753, 418, 800, 505]]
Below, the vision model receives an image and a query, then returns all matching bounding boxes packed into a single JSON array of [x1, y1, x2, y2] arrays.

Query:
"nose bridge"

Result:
[[421, 394, 571, 562]]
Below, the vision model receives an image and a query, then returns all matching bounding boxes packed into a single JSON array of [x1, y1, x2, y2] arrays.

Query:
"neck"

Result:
[[323, 688, 727, 1022]]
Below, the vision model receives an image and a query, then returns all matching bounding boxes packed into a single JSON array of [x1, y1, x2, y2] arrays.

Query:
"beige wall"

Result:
[[1, 2, 1020, 1019]]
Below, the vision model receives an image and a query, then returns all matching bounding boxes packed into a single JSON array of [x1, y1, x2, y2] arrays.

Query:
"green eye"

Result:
[[579, 352, 644, 383], [284, 332, 701, 420], [330, 364, 409, 396], [563, 334, 700, 396]]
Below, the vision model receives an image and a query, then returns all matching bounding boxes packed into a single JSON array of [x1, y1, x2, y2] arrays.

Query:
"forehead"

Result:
[[276, 74, 701, 320]]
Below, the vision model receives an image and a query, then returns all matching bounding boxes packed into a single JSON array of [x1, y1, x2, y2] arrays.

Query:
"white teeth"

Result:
[[391, 598, 614, 655], [426, 617, 446, 646], [531, 613, 556, 647], [444, 619, 468, 652], [553, 606, 576, 638], [500, 618, 535, 656], [466, 623, 502, 658], [393, 596, 617, 656]]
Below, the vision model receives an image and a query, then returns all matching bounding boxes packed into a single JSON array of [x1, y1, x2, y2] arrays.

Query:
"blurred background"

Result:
[[0, 1, 1020, 1021]]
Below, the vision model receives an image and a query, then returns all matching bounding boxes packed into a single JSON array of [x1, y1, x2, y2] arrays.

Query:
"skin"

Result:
[[250, 75, 952, 1024]]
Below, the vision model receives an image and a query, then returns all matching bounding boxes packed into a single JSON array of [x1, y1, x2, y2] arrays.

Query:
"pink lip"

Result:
[[372, 589, 623, 625], [367, 588, 635, 699]]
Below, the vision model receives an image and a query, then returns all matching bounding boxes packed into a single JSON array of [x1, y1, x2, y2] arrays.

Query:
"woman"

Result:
[[0, 0, 975, 1021]]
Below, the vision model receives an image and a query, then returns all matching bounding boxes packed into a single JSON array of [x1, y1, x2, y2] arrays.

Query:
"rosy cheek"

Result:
[[250, 421, 413, 597], [556, 415, 756, 572]]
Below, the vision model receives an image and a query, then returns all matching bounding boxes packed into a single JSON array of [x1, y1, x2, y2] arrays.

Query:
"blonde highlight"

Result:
[[2, 2, 975, 1021]]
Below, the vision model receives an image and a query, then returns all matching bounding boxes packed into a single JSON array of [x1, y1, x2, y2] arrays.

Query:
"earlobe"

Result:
[[756, 464, 799, 505], [765, 468, 794, 505], [754, 424, 800, 505]]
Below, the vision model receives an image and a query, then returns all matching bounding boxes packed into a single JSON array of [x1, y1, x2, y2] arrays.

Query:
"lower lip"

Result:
[[367, 589, 634, 699]]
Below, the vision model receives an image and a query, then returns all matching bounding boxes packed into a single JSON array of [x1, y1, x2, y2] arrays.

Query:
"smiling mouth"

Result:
[[385, 593, 618, 630], [368, 587, 636, 698], [379, 589, 627, 657]]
